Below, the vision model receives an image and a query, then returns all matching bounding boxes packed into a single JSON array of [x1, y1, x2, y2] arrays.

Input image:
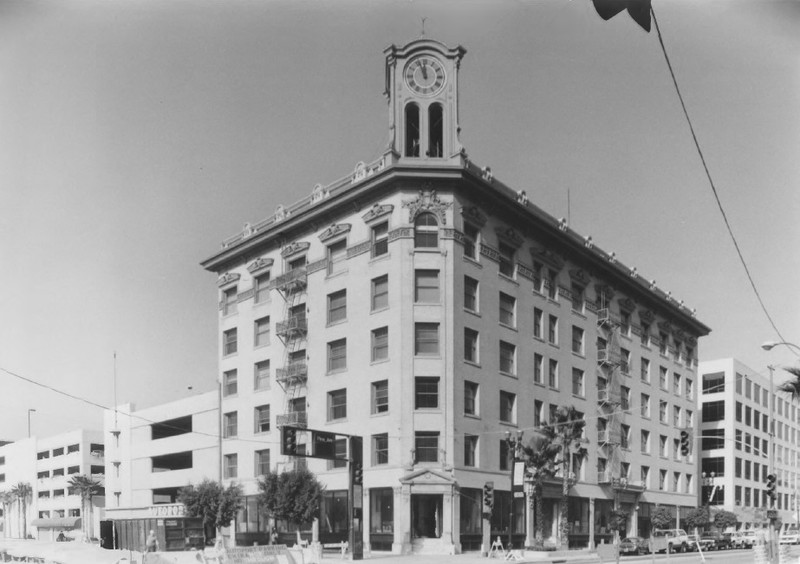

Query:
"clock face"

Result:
[[404, 56, 446, 96]]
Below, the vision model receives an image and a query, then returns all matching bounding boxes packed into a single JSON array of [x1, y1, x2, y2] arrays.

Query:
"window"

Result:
[[415, 323, 439, 356], [255, 449, 270, 476], [641, 466, 650, 487], [52, 468, 64, 477], [254, 405, 270, 433], [254, 361, 270, 391], [620, 311, 631, 335], [620, 425, 630, 449], [500, 440, 510, 471], [620, 348, 631, 373], [371, 380, 388, 414], [499, 292, 516, 326], [52, 448, 63, 457], [548, 315, 558, 344], [686, 378, 694, 399], [499, 391, 516, 423], [641, 430, 650, 453], [371, 275, 389, 311], [499, 341, 516, 374], [546, 268, 558, 300], [640, 323, 650, 346], [702, 429, 725, 450], [223, 369, 238, 396], [463, 223, 480, 260], [673, 472, 680, 492], [659, 332, 668, 355], [533, 353, 544, 384], [254, 316, 270, 347], [415, 270, 440, 303], [372, 222, 388, 257], [372, 434, 389, 465], [224, 454, 238, 479], [222, 286, 238, 316], [659, 435, 668, 457], [533, 308, 543, 339], [327, 290, 347, 324], [641, 358, 650, 382], [414, 213, 438, 248], [328, 389, 347, 421], [67, 465, 79, 474], [640, 393, 651, 416], [571, 326, 584, 355], [223, 412, 238, 438], [429, 103, 443, 157], [405, 103, 420, 156], [498, 242, 515, 277], [464, 328, 479, 363], [464, 381, 479, 416], [415, 431, 439, 463], [223, 328, 238, 356], [415, 377, 439, 409], [464, 435, 478, 467], [702, 400, 725, 422], [673, 438, 681, 460], [464, 276, 479, 312], [659, 366, 668, 389], [620, 386, 630, 410], [659, 400, 667, 423], [673, 405, 681, 427], [327, 338, 347, 372], [702, 371, 725, 394], [570, 283, 584, 312], [254, 272, 270, 304], [371, 327, 389, 362], [572, 368, 584, 397], [327, 239, 347, 275], [548, 359, 559, 388]]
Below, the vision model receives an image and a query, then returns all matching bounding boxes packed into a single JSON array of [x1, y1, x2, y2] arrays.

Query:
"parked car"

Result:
[[699, 531, 732, 550], [651, 529, 690, 553], [691, 533, 715, 551], [731, 529, 761, 548], [780, 530, 800, 545], [620, 537, 649, 555]]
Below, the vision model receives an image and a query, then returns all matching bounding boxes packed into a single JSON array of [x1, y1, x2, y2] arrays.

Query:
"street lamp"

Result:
[[27, 408, 36, 438], [505, 430, 524, 550], [761, 341, 800, 353]]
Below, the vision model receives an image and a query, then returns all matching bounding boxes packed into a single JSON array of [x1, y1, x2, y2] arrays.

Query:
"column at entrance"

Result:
[[394, 485, 411, 554], [589, 498, 596, 549]]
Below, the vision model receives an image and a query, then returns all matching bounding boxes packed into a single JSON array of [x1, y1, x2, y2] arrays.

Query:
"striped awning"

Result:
[[30, 517, 81, 529]]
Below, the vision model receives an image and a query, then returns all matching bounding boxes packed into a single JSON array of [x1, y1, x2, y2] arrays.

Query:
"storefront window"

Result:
[[490, 491, 524, 536], [594, 499, 614, 538], [369, 488, 394, 534], [459, 488, 482, 534], [567, 497, 590, 536], [236, 495, 268, 534], [320, 490, 349, 535]]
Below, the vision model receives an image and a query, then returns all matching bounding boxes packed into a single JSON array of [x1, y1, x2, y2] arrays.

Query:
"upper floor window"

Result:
[[545, 268, 558, 300], [371, 327, 389, 362], [499, 292, 516, 327], [415, 270, 440, 303], [414, 431, 439, 463], [327, 389, 347, 421], [548, 315, 558, 345], [254, 361, 270, 391], [327, 239, 347, 275], [327, 289, 347, 324], [415, 377, 440, 409], [464, 381, 479, 416], [372, 222, 389, 258], [223, 412, 238, 438], [571, 326, 584, 355], [327, 339, 347, 372], [428, 103, 443, 157], [222, 286, 238, 316], [533, 308, 544, 339], [414, 213, 439, 248], [640, 323, 651, 347], [254, 272, 270, 304], [702, 400, 725, 422], [464, 276, 479, 312], [499, 341, 516, 375], [498, 242, 515, 277], [570, 283, 584, 313], [371, 380, 388, 414], [254, 316, 270, 347], [499, 391, 517, 424], [464, 328, 479, 364], [702, 372, 724, 394], [463, 223, 480, 260], [371, 275, 389, 311], [415, 323, 440, 356], [405, 103, 420, 157], [659, 332, 669, 355], [254, 405, 270, 433], [223, 328, 238, 356], [223, 369, 238, 397]]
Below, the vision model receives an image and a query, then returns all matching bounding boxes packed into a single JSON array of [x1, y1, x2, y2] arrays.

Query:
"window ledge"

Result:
[[370, 411, 389, 418], [327, 369, 348, 376], [463, 255, 482, 267], [326, 269, 349, 280], [571, 309, 586, 319], [369, 253, 391, 264], [326, 319, 347, 328], [326, 419, 348, 425], [464, 308, 481, 317], [464, 413, 481, 420], [571, 351, 586, 359], [464, 360, 481, 369], [498, 421, 518, 428], [497, 273, 519, 286], [499, 322, 517, 332], [571, 394, 585, 401], [370, 358, 390, 367], [499, 371, 518, 379], [547, 298, 560, 306], [371, 306, 390, 315]]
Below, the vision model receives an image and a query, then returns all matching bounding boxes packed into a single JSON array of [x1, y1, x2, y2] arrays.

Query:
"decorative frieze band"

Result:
[[480, 243, 500, 263], [318, 223, 352, 243], [281, 241, 310, 258], [217, 272, 240, 288], [237, 288, 254, 303], [247, 257, 274, 274], [388, 227, 413, 241], [306, 258, 328, 274], [362, 203, 394, 224], [402, 190, 451, 223], [347, 240, 372, 258], [460, 205, 487, 227]]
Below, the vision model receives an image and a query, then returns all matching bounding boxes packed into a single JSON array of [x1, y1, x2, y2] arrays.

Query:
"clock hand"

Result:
[[421, 60, 428, 80]]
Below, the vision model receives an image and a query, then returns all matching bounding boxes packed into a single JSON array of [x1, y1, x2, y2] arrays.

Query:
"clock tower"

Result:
[[384, 39, 466, 165]]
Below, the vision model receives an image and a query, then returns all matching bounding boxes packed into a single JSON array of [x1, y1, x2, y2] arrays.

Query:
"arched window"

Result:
[[428, 103, 443, 158], [405, 103, 420, 157], [414, 213, 438, 248]]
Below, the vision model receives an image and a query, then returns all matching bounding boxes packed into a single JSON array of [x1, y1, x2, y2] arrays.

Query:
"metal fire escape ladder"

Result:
[[596, 305, 626, 486], [274, 267, 309, 430]]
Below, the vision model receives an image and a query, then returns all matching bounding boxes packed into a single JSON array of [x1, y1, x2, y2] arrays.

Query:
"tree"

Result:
[[0, 491, 14, 538], [11, 482, 32, 538], [67, 475, 102, 539], [684, 507, 710, 533], [178, 480, 244, 547], [778, 367, 800, 400], [608, 509, 629, 534], [549, 405, 587, 550], [258, 468, 324, 545], [520, 430, 560, 548], [651, 506, 673, 530], [713, 510, 738, 530]]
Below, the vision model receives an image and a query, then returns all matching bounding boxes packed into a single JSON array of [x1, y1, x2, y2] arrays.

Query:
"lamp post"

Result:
[[27, 408, 35, 438], [505, 430, 524, 551]]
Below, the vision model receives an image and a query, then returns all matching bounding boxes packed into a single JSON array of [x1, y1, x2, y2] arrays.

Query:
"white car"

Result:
[[780, 532, 800, 545]]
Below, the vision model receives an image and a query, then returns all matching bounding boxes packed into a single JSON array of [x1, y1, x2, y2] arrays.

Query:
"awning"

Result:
[[30, 517, 81, 529]]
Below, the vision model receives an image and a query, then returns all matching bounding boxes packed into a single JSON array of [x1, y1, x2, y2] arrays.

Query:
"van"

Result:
[[651, 529, 690, 553]]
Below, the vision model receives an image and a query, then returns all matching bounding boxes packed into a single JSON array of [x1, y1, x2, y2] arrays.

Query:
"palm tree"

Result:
[[11, 482, 32, 539], [520, 429, 560, 548], [67, 475, 102, 539], [778, 367, 800, 399], [549, 405, 587, 550], [0, 490, 14, 539]]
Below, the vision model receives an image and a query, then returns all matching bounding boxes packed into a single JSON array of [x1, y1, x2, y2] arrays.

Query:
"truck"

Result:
[[650, 529, 690, 553]]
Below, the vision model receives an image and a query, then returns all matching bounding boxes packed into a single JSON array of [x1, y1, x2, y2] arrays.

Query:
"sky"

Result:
[[1, 0, 798, 441]]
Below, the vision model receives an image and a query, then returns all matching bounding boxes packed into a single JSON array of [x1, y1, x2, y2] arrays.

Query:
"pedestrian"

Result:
[[145, 530, 159, 552]]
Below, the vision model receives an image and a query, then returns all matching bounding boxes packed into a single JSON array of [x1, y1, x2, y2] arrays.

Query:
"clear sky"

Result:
[[1, 0, 798, 441]]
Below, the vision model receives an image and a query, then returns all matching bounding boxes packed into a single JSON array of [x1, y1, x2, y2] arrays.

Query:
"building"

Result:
[[0, 429, 105, 541], [102, 391, 219, 551], [698, 358, 798, 529], [199, 38, 711, 553]]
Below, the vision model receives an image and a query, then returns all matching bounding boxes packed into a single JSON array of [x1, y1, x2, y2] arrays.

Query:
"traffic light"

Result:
[[680, 430, 690, 457], [591, 0, 652, 32], [282, 426, 297, 456], [483, 481, 494, 513], [766, 473, 777, 500], [353, 461, 363, 486]]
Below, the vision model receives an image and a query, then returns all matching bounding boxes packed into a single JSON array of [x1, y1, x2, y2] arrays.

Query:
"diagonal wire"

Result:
[[650, 6, 795, 355]]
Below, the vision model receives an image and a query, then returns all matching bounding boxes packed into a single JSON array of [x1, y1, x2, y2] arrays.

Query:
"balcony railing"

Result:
[[276, 316, 308, 338], [596, 308, 620, 327], [598, 388, 621, 405], [597, 348, 621, 366], [276, 411, 308, 428], [273, 268, 307, 292], [276, 362, 308, 384]]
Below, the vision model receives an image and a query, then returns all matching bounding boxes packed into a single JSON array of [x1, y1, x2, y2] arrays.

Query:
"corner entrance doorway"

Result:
[[411, 494, 443, 539]]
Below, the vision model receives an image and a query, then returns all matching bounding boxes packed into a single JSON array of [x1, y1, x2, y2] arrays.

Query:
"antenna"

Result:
[[567, 188, 571, 227], [113, 351, 118, 428], [421, 17, 427, 37]]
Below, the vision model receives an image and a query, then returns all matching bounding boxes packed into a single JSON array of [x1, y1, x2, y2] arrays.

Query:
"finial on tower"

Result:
[[420, 17, 427, 37]]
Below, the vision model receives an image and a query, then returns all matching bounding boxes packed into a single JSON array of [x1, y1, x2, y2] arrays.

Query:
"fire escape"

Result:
[[274, 265, 309, 471], [596, 304, 626, 491]]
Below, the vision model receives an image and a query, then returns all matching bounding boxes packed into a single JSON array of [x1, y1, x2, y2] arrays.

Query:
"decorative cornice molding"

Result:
[[640, 310, 655, 324], [569, 268, 590, 287], [310, 183, 329, 204], [362, 203, 394, 224], [657, 321, 673, 334], [318, 223, 352, 243], [495, 227, 523, 248], [460, 205, 487, 227], [274, 204, 289, 222], [402, 190, 451, 224], [281, 241, 310, 258], [530, 247, 565, 271], [619, 298, 636, 312], [247, 257, 274, 274], [217, 272, 240, 288], [594, 283, 615, 300]]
